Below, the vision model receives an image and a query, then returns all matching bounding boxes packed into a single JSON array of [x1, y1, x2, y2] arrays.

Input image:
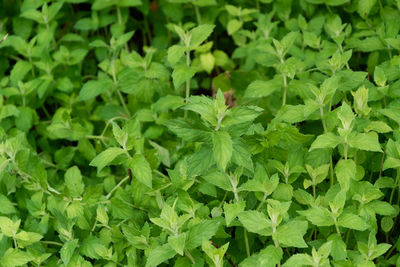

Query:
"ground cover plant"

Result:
[[1, 0, 400, 266]]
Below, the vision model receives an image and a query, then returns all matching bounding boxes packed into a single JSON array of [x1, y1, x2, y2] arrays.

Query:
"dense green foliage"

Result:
[[1, 0, 400, 266]]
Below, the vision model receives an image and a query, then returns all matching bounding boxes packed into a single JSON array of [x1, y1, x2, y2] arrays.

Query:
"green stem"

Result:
[[384, 244, 396, 260], [184, 50, 191, 118], [144, 16, 152, 45], [282, 74, 287, 107], [41, 240, 63, 246], [320, 106, 327, 132], [334, 218, 341, 237], [243, 228, 250, 257], [329, 157, 334, 187], [194, 4, 201, 24], [112, 59, 131, 117], [345, 229, 351, 245], [256, 193, 267, 211], [185, 250, 195, 264], [116, 6, 122, 24], [389, 169, 400, 204], [106, 175, 130, 199], [312, 184, 316, 200], [343, 143, 348, 160]]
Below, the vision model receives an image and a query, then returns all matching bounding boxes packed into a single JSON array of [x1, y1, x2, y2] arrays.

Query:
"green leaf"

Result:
[[96, 205, 109, 225], [190, 24, 215, 49], [335, 159, 356, 191], [200, 52, 215, 74], [165, 119, 212, 142], [227, 19, 243, 35], [14, 231, 43, 247], [338, 213, 369, 231], [0, 194, 16, 214], [223, 106, 263, 126], [275, 220, 308, 248], [224, 201, 246, 226], [145, 243, 176, 267], [365, 121, 392, 133], [357, 0, 377, 17], [168, 45, 186, 65], [65, 166, 85, 197], [118, 0, 142, 6], [309, 133, 341, 151], [348, 132, 382, 152], [60, 239, 79, 265], [154, 95, 184, 112], [202, 240, 229, 267], [365, 200, 397, 216], [238, 211, 272, 235], [172, 63, 196, 88], [298, 207, 334, 226], [1, 249, 33, 267], [168, 233, 186, 255], [0, 216, 20, 237], [245, 78, 282, 98], [78, 79, 114, 101], [186, 220, 220, 250], [127, 154, 152, 188], [10, 61, 31, 85], [240, 245, 283, 267], [89, 147, 126, 173], [202, 170, 232, 191], [212, 131, 232, 170], [283, 254, 313, 267], [328, 234, 347, 261]]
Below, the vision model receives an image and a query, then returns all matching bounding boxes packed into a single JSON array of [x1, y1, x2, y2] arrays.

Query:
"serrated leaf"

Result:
[[186, 220, 220, 250], [78, 79, 114, 101], [245, 78, 282, 98], [1, 249, 33, 267], [65, 166, 84, 197], [337, 213, 368, 231], [212, 131, 232, 170], [60, 239, 79, 265], [275, 220, 308, 248], [310, 133, 341, 151], [127, 154, 152, 188], [89, 147, 126, 173], [145, 243, 176, 267], [190, 24, 215, 48], [0, 194, 16, 214], [348, 132, 382, 152]]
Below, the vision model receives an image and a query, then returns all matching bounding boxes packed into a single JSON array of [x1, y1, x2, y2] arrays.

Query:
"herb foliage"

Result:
[[1, 0, 400, 266]]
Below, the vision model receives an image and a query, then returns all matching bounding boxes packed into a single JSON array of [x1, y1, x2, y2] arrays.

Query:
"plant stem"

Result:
[[144, 16, 152, 45], [184, 50, 191, 118], [312, 184, 316, 200], [345, 229, 351, 245], [282, 74, 287, 107], [389, 169, 399, 204], [256, 193, 267, 211], [41, 240, 63, 246], [106, 175, 130, 199], [185, 250, 195, 264], [116, 6, 122, 24], [334, 218, 341, 237], [194, 4, 201, 24], [320, 106, 327, 133], [329, 157, 334, 187], [112, 59, 131, 117], [243, 228, 250, 257]]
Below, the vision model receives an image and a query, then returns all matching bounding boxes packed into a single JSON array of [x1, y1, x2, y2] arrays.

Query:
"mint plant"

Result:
[[1, 0, 400, 266]]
